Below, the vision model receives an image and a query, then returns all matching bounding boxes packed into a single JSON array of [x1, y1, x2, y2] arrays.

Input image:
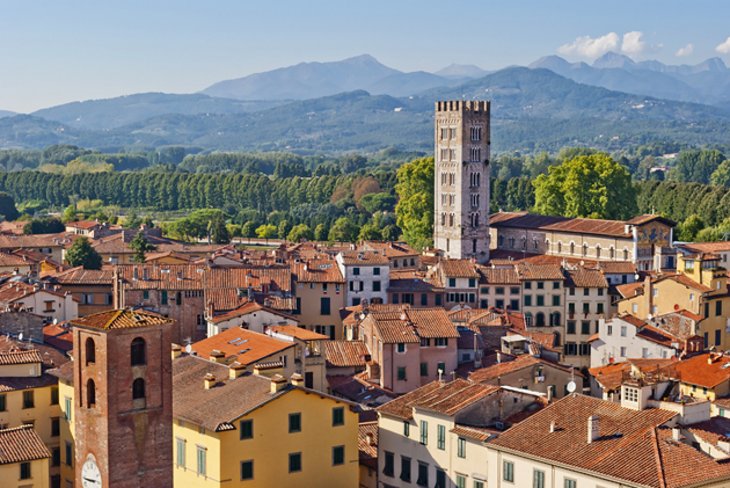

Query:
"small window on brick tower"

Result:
[[86, 379, 96, 408], [131, 338, 146, 366], [85, 337, 95, 365], [133, 378, 145, 400]]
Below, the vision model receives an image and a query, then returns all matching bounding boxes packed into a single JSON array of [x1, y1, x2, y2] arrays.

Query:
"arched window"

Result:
[[596, 245, 601, 259], [623, 249, 629, 261], [521, 237, 527, 249], [449, 214, 454, 227], [498, 235, 504, 247], [132, 378, 145, 400], [557, 242, 562, 253], [570, 242, 575, 255], [610, 246, 615, 259], [550, 312, 561, 327], [582, 244, 588, 257], [131, 338, 146, 366], [440, 213, 446, 226], [536, 313, 546, 327], [85, 337, 95, 365], [524, 313, 533, 327], [87, 379, 96, 408]]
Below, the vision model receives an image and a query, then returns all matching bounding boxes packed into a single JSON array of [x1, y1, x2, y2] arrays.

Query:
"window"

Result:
[[456, 474, 467, 488], [435, 338, 448, 347], [333, 445, 345, 466], [553, 281, 560, 289], [503, 460, 514, 482], [583, 303, 590, 314], [396, 343, 406, 353], [176, 438, 186, 466], [161, 290, 168, 305], [332, 407, 345, 426], [524, 295, 532, 307], [403, 421, 410, 437], [373, 281, 381, 292], [417, 462, 429, 486], [289, 452, 302, 472], [374, 267, 381, 276], [716, 329, 722, 346], [85, 337, 95, 365], [240, 419, 253, 439], [65, 441, 73, 467], [383, 451, 394, 477], [196, 446, 207, 476], [437, 424, 446, 450], [420, 293, 428, 306], [143, 290, 149, 300], [620, 326, 627, 337], [552, 295, 560, 306], [52, 446, 61, 466], [457, 437, 466, 458], [437, 362, 446, 375], [435, 469, 446, 488], [567, 321, 576, 334], [448, 278, 456, 288], [620, 346, 627, 357], [474, 482, 485, 488], [642, 347, 649, 358], [51, 417, 60, 437], [64, 397, 71, 421], [289, 413, 302, 433], [597, 303, 604, 314], [397, 367, 407, 381], [717, 301, 723, 316], [534, 470, 545, 488], [131, 337, 146, 366], [50, 386, 59, 405], [400, 456, 411, 482], [420, 362, 428, 377], [132, 378, 145, 401], [20, 461, 30, 480], [241, 460, 254, 480], [320, 297, 331, 315], [564, 479, 577, 488], [353, 267, 360, 276], [581, 321, 590, 335], [0, 394, 5, 412], [420, 420, 428, 445], [536, 295, 544, 306], [607, 325, 613, 335], [469, 278, 477, 288], [86, 379, 96, 407]]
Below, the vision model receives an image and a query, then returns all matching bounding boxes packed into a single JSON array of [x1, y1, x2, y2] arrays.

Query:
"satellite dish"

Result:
[[18, 333, 23, 342], [566, 381, 576, 393], [184, 344, 192, 354]]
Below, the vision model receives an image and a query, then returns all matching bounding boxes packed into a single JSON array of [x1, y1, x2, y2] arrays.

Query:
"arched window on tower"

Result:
[[85, 337, 95, 365], [449, 214, 454, 227], [132, 378, 145, 400], [87, 379, 96, 408], [583, 244, 588, 257], [596, 245, 601, 259], [623, 248, 629, 261], [570, 242, 575, 255], [610, 246, 615, 259], [131, 338, 146, 366]]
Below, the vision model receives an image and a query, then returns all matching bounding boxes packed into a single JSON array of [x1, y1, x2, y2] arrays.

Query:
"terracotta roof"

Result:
[[686, 417, 730, 447], [478, 266, 520, 285], [206, 267, 293, 294], [358, 421, 378, 469], [377, 379, 500, 420], [47, 361, 73, 384], [489, 211, 633, 238], [360, 241, 418, 258], [0, 425, 50, 464], [323, 341, 370, 368], [589, 359, 676, 392], [490, 395, 684, 487], [66, 220, 101, 230], [49, 266, 114, 285], [660, 273, 713, 293], [0, 252, 29, 267], [566, 267, 608, 288], [625, 214, 676, 226], [0, 348, 42, 366], [367, 306, 458, 344], [43, 323, 74, 352], [674, 353, 730, 389], [636, 324, 678, 348], [598, 261, 638, 275], [0, 336, 68, 369], [518, 263, 564, 281], [191, 327, 293, 365], [616, 281, 644, 299], [0, 233, 72, 250], [116, 264, 207, 290], [70, 308, 171, 330], [209, 300, 296, 325], [469, 355, 548, 383], [680, 241, 730, 254], [654, 426, 730, 487], [292, 259, 344, 283], [438, 259, 480, 278], [450, 424, 495, 442], [338, 250, 389, 266], [267, 325, 327, 341]]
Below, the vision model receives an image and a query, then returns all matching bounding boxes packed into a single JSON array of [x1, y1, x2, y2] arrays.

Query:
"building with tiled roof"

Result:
[[0, 281, 78, 323], [190, 326, 295, 369], [377, 378, 545, 488], [336, 251, 390, 307], [70, 308, 171, 330], [323, 340, 370, 374], [588, 358, 677, 400], [0, 232, 74, 264], [46, 266, 115, 316], [489, 211, 676, 272], [673, 353, 730, 401], [358, 421, 378, 487], [205, 300, 298, 337], [290, 258, 346, 340], [0, 424, 50, 483], [172, 355, 358, 487]]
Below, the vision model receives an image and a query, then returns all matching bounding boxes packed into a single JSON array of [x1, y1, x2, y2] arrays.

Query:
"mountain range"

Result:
[[1, 53, 730, 153]]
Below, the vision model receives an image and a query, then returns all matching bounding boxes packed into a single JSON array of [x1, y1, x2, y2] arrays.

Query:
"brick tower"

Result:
[[71, 309, 173, 488], [433, 100, 491, 262]]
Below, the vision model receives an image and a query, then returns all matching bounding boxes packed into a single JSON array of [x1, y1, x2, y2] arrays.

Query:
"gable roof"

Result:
[[70, 308, 171, 330], [191, 327, 294, 365], [0, 425, 50, 464], [673, 353, 730, 389], [323, 340, 370, 368], [367, 306, 458, 344], [489, 211, 633, 238]]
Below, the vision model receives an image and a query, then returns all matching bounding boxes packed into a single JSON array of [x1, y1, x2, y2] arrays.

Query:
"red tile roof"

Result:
[[518, 263, 564, 281], [438, 259, 480, 278], [468, 355, 574, 383], [191, 327, 293, 365], [367, 306, 458, 344], [358, 421, 378, 468], [70, 309, 171, 330], [267, 325, 327, 341], [49, 266, 115, 285], [674, 353, 730, 389], [490, 211, 634, 238], [323, 341, 370, 368], [566, 267, 608, 288], [0, 425, 50, 464], [292, 259, 344, 283], [338, 250, 390, 266], [0, 348, 42, 366]]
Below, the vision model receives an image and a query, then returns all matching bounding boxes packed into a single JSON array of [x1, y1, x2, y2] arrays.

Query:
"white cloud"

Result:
[[716, 36, 730, 54], [558, 32, 620, 59], [675, 43, 694, 57], [621, 31, 646, 56]]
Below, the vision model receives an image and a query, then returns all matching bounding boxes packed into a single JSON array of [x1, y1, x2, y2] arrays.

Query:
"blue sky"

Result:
[[1, 0, 729, 112]]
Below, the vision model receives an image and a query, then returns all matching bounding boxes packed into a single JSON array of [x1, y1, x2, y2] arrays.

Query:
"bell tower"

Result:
[[433, 100, 491, 262], [72, 309, 173, 488]]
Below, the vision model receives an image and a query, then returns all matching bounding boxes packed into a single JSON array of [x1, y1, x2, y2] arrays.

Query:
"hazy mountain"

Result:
[[0, 110, 15, 119], [434, 64, 489, 79], [530, 52, 730, 105], [4, 67, 730, 154], [32, 92, 282, 130], [366, 71, 453, 96], [201, 54, 400, 100]]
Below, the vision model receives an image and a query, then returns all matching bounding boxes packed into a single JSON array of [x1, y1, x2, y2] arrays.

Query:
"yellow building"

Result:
[[292, 259, 346, 340], [173, 354, 359, 487], [0, 343, 63, 487], [673, 352, 730, 401], [0, 424, 51, 488], [49, 362, 74, 488]]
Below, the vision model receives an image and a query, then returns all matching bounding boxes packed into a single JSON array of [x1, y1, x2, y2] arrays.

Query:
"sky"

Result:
[[1, 0, 730, 113]]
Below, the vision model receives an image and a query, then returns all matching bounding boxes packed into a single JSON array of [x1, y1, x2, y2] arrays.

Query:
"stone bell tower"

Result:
[[433, 100, 491, 262]]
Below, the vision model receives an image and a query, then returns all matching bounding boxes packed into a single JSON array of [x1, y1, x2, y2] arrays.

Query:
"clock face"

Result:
[[81, 456, 102, 488]]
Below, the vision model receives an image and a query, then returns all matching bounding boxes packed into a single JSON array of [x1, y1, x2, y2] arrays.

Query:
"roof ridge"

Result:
[[651, 427, 668, 488]]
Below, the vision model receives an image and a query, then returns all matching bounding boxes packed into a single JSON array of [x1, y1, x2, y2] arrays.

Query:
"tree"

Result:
[[130, 233, 156, 263], [23, 217, 64, 235], [710, 160, 730, 187], [672, 149, 726, 184], [277, 220, 291, 239], [676, 214, 705, 241], [255, 224, 277, 241], [328, 217, 358, 242], [0, 192, 19, 221], [358, 222, 382, 241], [287, 224, 313, 243], [241, 221, 257, 238], [395, 157, 434, 250], [313, 223, 328, 241], [208, 215, 231, 244], [533, 153, 637, 220], [65, 237, 102, 269]]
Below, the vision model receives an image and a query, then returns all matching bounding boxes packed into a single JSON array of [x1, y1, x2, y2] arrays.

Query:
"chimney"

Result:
[[229, 362, 247, 379], [587, 415, 600, 444], [290, 373, 304, 387], [672, 427, 681, 442], [496, 351, 502, 364], [547, 387, 554, 403], [549, 421, 556, 433], [270, 374, 288, 393], [171, 344, 182, 360], [209, 350, 226, 363], [203, 373, 216, 390]]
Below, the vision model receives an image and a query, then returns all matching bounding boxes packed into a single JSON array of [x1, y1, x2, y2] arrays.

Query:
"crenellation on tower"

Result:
[[433, 99, 491, 262]]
